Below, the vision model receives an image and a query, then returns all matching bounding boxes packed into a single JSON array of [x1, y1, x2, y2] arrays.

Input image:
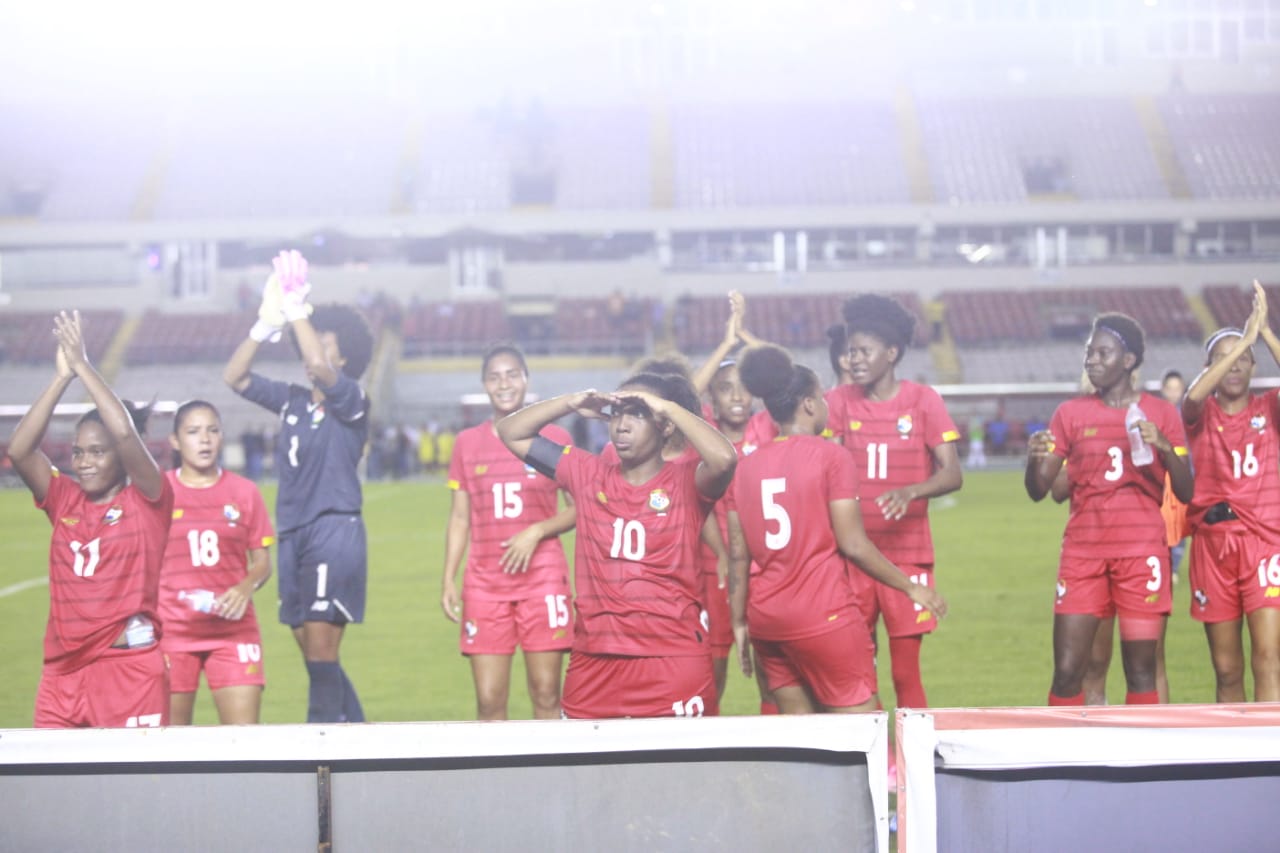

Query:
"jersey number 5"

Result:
[[761, 478, 792, 550]]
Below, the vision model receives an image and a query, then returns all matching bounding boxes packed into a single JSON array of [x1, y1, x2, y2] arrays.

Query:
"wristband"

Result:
[[250, 318, 282, 343], [282, 300, 312, 323]]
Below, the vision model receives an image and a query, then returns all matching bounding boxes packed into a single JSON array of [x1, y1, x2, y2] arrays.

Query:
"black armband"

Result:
[[525, 435, 567, 479]]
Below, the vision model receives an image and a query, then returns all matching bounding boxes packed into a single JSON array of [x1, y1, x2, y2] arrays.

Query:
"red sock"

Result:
[[889, 636, 927, 709], [1048, 691, 1085, 706], [759, 701, 779, 715], [1125, 690, 1159, 705]]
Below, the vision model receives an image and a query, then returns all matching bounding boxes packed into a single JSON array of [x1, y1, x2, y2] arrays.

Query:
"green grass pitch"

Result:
[[0, 469, 1227, 727]]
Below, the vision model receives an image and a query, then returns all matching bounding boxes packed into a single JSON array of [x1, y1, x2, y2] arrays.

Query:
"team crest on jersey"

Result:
[[896, 415, 913, 435], [311, 406, 326, 427], [848, 420, 863, 431], [523, 462, 537, 475], [223, 504, 241, 523], [1252, 415, 1267, 430], [103, 506, 124, 525], [649, 489, 671, 512]]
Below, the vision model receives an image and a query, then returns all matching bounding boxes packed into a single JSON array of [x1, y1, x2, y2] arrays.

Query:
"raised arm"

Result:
[[1184, 281, 1264, 424], [616, 388, 737, 500], [691, 291, 745, 396], [6, 329, 75, 502], [56, 311, 164, 501], [495, 391, 611, 461], [224, 269, 289, 393], [273, 250, 338, 389]]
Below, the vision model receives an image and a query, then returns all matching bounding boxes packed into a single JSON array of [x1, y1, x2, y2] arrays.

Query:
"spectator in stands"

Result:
[[1026, 313, 1192, 706], [496, 373, 736, 718], [7, 310, 172, 727], [160, 400, 273, 725], [829, 294, 962, 714], [417, 423, 437, 474], [437, 424, 458, 469], [442, 343, 575, 720], [223, 250, 374, 724], [727, 344, 947, 714], [1183, 283, 1280, 702]]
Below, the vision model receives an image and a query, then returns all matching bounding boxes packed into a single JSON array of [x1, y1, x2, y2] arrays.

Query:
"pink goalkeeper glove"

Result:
[[272, 250, 312, 322]]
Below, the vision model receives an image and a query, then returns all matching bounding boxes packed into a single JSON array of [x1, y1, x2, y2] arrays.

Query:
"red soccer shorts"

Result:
[[1189, 525, 1280, 623], [1056, 552, 1172, 619], [752, 620, 877, 709], [166, 639, 267, 692], [35, 646, 169, 728], [561, 651, 717, 719], [859, 563, 938, 638], [460, 592, 574, 656]]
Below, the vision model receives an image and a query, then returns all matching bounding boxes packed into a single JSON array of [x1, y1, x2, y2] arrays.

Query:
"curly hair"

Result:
[[738, 344, 820, 424], [842, 294, 915, 366], [291, 304, 374, 379], [619, 370, 701, 417]]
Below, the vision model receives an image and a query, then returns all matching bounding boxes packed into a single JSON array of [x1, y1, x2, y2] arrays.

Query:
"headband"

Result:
[[1205, 327, 1249, 356], [1095, 323, 1129, 351]]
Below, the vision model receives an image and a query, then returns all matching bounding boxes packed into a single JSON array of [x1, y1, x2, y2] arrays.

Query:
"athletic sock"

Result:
[[1048, 691, 1085, 706], [1125, 690, 1160, 705], [889, 636, 927, 709], [759, 701, 779, 715], [339, 665, 366, 722], [305, 660, 344, 723]]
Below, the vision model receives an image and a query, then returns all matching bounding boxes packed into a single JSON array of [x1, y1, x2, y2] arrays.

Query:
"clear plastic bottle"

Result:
[[179, 589, 219, 614], [1126, 402, 1154, 466]]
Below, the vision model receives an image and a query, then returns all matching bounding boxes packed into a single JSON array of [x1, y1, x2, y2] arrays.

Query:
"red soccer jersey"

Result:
[[1050, 393, 1188, 559], [827, 380, 960, 563], [158, 469, 275, 647], [37, 469, 175, 674], [732, 435, 861, 641], [555, 447, 713, 657], [449, 421, 572, 601], [1185, 390, 1280, 539]]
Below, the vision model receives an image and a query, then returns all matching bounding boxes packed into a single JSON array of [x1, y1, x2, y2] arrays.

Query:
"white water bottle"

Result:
[[1126, 402, 1154, 466], [179, 589, 218, 614]]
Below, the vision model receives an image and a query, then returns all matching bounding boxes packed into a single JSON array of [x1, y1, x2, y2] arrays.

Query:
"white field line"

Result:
[[0, 577, 48, 598]]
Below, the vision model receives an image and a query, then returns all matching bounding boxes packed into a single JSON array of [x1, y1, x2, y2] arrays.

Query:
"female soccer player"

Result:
[[1026, 312, 1193, 705], [7, 310, 173, 728], [689, 292, 776, 701], [441, 343, 575, 720], [496, 372, 736, 719], [1182, 283, 1280, 702], [224, 250, 374, 723], [159, 400, 275, 725], [727, 345, 947, 714], [828, 294, 962, 710]]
